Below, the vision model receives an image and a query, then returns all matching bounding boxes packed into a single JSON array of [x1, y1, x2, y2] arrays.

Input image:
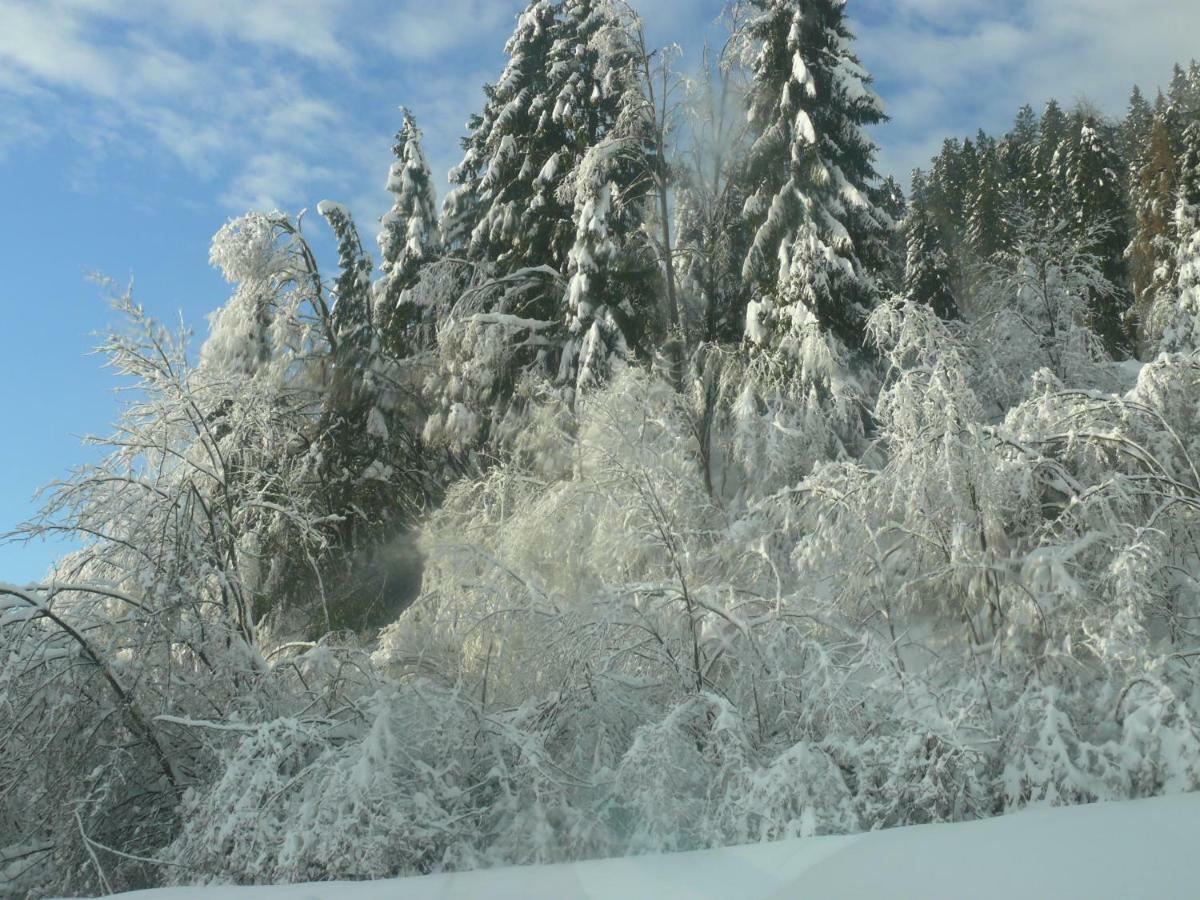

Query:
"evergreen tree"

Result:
[[321, 201, 376, 371], [1031, 99, 1069, 225], [904, 171, 958, 320], [378, 110, 440, 297], [739, 0, 890, 348], [924, 138, 973, 296], [1156, 122, 1200, 353], [1128, 110, 1180, 352], [1121, 86, 1154, 170], [1001, 104, 1040, 208], [430, 0, 659, 441], [1189, 61, 1200, 120], [376, 108, 441, 353], [1063, 117, 1132, 354], [927, 138, 974, 240], [967, 139, 1010, 261], [872, 174, 908, 296], [445, 0, 652, 285], [318, 202, 391, 603], [561, 182, 627, 394], [1168, 63, 1190, 118], [444, 0, 565, 277], [554, 0, 659, 396]]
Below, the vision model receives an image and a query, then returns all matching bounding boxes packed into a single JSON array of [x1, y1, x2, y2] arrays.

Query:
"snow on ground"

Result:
[[106, 792, 1198, 899]]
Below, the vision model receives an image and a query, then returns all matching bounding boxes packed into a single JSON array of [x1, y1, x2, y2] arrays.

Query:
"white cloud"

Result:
[[0, 1, 124, 97], [850, 0, 1200, 182], [221, 151, 337, 211], [0, 0, 378, 215], [374, 0, 516, 61], [1, 0, 1196, 230], [152, 0, 350, 63]]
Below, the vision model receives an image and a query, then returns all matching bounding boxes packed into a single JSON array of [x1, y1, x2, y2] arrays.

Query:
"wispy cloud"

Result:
[[850, 0, 1200, 182], [1, 0, 1195, 226], [374, 0, 516, 62]]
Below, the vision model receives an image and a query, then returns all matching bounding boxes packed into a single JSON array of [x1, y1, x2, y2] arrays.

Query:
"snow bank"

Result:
[[108, 792, 1198, 899]]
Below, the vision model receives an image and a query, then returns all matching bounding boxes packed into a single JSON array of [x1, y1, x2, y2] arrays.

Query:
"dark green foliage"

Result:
[[1062, 118, 1133, 354], [967, 140, 1011, 262], [904, 171, 958, 320]]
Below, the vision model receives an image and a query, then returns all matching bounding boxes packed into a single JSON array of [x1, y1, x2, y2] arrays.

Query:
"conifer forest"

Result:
[[5, 1, 1200, 895]]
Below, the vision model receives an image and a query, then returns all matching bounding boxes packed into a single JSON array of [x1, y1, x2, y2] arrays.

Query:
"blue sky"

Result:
[[1, 0, 1197, 581]]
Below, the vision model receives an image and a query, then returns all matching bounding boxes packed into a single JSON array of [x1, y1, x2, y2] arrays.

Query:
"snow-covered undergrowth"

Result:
[[156, 305, 1200, 885], [6, 295, 1200, 897], [110, 793, 1200, 899]]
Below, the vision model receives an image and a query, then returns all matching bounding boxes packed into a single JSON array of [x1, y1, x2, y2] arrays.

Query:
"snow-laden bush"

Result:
[[12, 291, 1200, 895], [166, 679, 486, 883]]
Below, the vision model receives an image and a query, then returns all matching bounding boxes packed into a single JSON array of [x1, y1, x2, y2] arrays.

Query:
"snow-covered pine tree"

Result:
[[427, 1, 578, 454], [1000, 104, 1040, 210], [1122, 86, 1154, 171], [318, 201, 425, 629], [448, 0, 650, 291], [376, 108, 441, 353], [536, 0, 649, 286], [554, 0, 659, 398], [1168, 63, 1191, 122], [905, 171, 958, 320], [966, 136, 1010, 262], [1127, 110, 1180, 353], [427, 0, 660, 448], [1188, 60, 1200, 121], [321, 201, 376, 385], [1062, 116, 1132, 355], [871, 174, 907, 296], [444, 0, 565, 279], [561, 182, 627, 394], [924, 138, 973, 290], [738, 0, 890, 349], [1031, 99, 1069, 226], [1154, 122, 1200, 353]]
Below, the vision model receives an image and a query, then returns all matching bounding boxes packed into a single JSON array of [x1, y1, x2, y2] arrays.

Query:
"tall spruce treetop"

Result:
[[444, 0, 649, 282], [927, 138, 971, 251], [904, 171, 958, 320], [555, 0, 658, 397], [443, 0, 565, 275], [1062, 117, 1131, 354], [967, 140, 1010, 261], [1189, 61, 1200, 120], [1128, 109, 1180, 352], [1122, 86, 1153, 169], [1002, 104, 1040, 204], [1168, 63, 1190, 117], [739, 0, 890, 349], [377, 109, 440, 307], [872, 174, 908, 295], [1157, 122, 1200, 353], [1031, 99, 1069, 225]]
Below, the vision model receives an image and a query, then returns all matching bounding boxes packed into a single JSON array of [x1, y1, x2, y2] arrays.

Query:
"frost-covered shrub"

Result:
[[13, 267, 1200, 897], [167, 679, 484, 884], [999, 680, 1126, 809], [717, 738, 860, 842], [845, 731, 989, 829], [1117, 675, 1200, 797], [969, 216, 1117, 411]]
